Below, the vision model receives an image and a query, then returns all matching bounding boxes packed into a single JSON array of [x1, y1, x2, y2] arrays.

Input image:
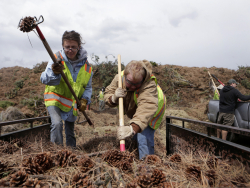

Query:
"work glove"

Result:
[[52, 62, 64, 75], [111, 87, 127, 104], [117, 125, 135, 140], [212, 86, 216, 91], [78, 98, 87, 112]]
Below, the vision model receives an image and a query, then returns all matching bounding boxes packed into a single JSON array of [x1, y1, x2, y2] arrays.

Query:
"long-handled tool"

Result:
[[208, 71, 220, 97], [117, 55, 125, 151], [211, 74, 225, 86], [18, 16, 93, 125]]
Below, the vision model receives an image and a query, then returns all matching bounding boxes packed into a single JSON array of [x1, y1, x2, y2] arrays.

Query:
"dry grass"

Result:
[[0, 136, 249, 187]]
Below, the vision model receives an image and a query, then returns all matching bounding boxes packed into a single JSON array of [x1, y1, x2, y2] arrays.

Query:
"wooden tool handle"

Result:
[[208, 71, 219, 97], [117, 55, 125, 151]]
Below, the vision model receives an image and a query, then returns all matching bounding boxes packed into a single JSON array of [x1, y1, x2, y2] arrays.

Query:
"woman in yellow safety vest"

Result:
[[40, 31, 93, 147]]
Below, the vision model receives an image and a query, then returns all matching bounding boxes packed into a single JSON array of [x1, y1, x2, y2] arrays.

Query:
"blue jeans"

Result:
[[47, 106, 76, 147], [134, 126, 155, 160], [99, 100, 105, 111]]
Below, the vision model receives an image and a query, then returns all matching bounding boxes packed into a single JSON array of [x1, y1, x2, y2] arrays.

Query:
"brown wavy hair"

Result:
[[62, 30, 84, 46]]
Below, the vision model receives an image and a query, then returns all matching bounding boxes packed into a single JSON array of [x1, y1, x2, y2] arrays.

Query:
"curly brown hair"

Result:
[[62, 30, 84, 46]]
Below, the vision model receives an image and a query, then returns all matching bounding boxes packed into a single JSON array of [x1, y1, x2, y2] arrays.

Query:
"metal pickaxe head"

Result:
[[18, 15, 44, 33]]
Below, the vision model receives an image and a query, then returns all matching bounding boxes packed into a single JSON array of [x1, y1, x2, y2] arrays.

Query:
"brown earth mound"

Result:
[[0, 64, 250, 187]]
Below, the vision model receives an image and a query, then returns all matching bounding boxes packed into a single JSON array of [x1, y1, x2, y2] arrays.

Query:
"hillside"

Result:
[[0, 62, 249, 121], [0, 63, 250, 187]]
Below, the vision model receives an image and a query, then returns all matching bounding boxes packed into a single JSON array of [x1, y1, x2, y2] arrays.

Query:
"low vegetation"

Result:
[[0, 101, 14, 109]]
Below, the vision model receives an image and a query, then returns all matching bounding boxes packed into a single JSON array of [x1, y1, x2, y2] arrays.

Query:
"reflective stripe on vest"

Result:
[[44, 92, 73, 108], [44, 51, 92, 116], [121, 71, 166, 130]]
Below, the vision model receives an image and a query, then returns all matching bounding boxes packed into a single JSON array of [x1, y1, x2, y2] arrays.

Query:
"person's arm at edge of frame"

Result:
[[235, 89, 250, 101], [40, 58, 61, 85]]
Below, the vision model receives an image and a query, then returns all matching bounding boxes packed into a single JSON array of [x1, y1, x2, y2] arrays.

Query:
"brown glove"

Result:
[[52, 62, 64, 74], [78, 98, 87, 112]]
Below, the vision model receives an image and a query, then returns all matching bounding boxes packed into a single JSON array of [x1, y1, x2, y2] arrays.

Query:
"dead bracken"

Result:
[[22, 152, 53, 174], [78, 156, 95, 173], [144, 154, 162, 165], [54, 149, 78, 167], [169, 153, 182, 163], [19, 16, 36, 33]]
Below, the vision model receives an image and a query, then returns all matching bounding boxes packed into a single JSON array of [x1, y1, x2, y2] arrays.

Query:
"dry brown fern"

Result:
[[0, 179, 8, 187], [205, 169, 217, 187], [119, 160, 133, 173], [144, 155, 162, 165], [185, 165, 201, 182], [22, 177, 41, 188], [102, 149, 134, 172], [0, 140, 18, 154], [22, 152, 53, 174], [102, 149, 124, 166], [0, 161, 7, 173], [125, 181, 138, 188], [151, 169, 166, 186], [72, 173, 95, 187], [54, 149, 78, 167], [206, 156, 218, 169], [9, 170, 28, 187], [19, 17, 36, 33], [137, 173, 152, 188], [78, 156, 95, 173], [169, 153, 182, 163], [231, 176, 247, 187], [161, 181, 178, 188]]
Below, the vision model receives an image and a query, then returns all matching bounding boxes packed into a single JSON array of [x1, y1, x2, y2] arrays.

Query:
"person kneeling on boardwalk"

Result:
[[104, 60, 166, 159]]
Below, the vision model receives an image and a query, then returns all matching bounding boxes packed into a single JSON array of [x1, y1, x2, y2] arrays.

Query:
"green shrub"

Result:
[[241, 79, 250, 90], [0, 101, 14, 108], [15, 80, 24, 89], [21, 99, 34, 107], [23, 75, 29, 80], [245, 70, 250, 78], [150, 61, 158, 67], [21, 96, 44, 107], [5, 88, 18, 99], [93, 60, 125, 87], [33, 62, 48, 73]]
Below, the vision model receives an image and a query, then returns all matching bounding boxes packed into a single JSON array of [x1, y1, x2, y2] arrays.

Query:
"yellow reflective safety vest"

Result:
[[121, 71, 166, 130], [213, 90, 220, 100], [44, 51, 92, 116], [99, 91, 104, 101]]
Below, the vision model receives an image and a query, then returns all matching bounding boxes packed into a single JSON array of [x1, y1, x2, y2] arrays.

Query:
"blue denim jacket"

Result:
[[40, 50, 93, 122]]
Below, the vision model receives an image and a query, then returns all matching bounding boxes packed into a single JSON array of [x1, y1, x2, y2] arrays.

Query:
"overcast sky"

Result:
[[0, 0, 250, 70]]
